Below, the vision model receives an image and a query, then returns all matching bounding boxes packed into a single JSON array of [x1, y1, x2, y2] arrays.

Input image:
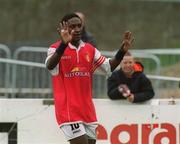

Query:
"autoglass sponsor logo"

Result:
[[65, 67, 90, 77]]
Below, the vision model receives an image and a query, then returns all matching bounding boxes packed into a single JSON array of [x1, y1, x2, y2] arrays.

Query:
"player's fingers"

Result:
[[57, 22, 62, 31], [64, 22, 68, 30], [60, 22, 63, 29], [61, 21, 66, 30], [70, 29, 75, 35], [58, 23, 65, 34], [130, 37, 135, 44], [124, 31, 130, 39], [57, 27, 60, 34], [60, 22, 69, 34], [127, 32, 132, 40]]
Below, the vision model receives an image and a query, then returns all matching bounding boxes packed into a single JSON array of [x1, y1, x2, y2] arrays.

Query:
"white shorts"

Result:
[[60, 122, 98, 141]]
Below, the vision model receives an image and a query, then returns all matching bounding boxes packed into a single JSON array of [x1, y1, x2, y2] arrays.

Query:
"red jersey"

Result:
[[46, 40, 110, 126]]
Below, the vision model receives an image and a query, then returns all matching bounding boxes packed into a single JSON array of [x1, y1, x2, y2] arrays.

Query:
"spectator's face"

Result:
[[121, 56, 135, 75], [75, 12, 85, 27], [68, 17, 82, 42]]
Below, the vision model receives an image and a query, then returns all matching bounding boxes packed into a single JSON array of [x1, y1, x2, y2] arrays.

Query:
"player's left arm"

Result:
[[93, 31, 134, 75], [109, 31, 134, 72]]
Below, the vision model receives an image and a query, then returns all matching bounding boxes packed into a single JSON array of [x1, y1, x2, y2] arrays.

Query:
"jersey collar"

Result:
[[68, 40, 85, 51]]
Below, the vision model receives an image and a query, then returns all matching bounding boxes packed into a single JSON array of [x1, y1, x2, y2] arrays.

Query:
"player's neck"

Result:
[[71, 40, 80, 48]]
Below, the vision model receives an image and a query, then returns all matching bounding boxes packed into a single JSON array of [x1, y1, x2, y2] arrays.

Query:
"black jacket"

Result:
[[107, 69, 155, 103], [81, 27, 97, 47]]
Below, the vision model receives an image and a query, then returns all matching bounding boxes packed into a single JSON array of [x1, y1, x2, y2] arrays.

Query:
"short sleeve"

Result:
[[45, 47, 59, 75], [93, 48, 111, 76]]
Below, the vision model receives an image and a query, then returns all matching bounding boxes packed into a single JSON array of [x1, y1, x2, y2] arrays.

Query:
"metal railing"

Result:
[[0, 44, 11, 97], [0, 45, 179, 98], [0, 58, 179, 98], [0, 58, 50, 98], [131, 48, 180, 67], [132, 48, 180, 55], [11, 46, 50, 98], [102, 50, 161, 75]]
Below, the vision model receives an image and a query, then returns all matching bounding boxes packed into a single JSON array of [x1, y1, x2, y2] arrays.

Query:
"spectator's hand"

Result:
[[121, 31, 134, 52], [127, 93, 134, 103], [57, 22, 74, 44], [118, 84, 131, 98]]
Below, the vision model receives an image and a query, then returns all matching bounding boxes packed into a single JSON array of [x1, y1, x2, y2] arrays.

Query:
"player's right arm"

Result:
[[46, 22, 72, 71], [46, 49, 61, 70]]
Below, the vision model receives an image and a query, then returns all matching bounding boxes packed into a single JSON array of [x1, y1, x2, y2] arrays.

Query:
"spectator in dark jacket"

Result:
[[107, 52, 154, 103]]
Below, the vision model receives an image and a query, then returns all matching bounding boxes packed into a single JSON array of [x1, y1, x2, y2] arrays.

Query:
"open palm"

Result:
[[121, 31, 134, 52], [57, 22, 73, 44]]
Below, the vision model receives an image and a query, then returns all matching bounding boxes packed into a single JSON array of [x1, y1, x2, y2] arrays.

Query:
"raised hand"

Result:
[[121, 31, 134, 52], [57, 21, 74, 44]]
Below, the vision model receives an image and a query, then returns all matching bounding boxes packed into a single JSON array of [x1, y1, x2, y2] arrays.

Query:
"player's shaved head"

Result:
[[61, 13, 81, 23]]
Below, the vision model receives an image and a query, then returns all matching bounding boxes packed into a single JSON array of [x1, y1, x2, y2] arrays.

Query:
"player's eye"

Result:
[[77, 24, 82, 28], [69, 25, 75, 29]]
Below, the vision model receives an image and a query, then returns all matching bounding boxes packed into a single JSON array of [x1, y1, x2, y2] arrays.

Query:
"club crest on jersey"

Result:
[[85, 53, 90, 62]]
